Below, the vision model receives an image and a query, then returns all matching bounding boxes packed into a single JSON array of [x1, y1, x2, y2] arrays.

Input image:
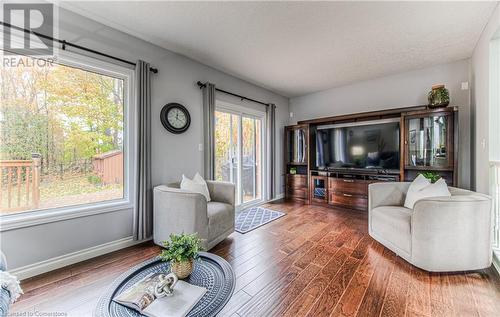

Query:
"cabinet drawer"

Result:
[[286, 175, 307, 188], [287, 188, 308, 199], [328, 192, 367, 210], [328, 178, 368, 196]]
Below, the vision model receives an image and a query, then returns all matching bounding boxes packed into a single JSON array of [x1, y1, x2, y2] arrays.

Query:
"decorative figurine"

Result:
[[154, 272, 178, 297]]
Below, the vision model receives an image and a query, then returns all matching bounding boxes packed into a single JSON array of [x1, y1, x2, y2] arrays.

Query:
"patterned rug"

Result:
[[235, 206, 286, 233]]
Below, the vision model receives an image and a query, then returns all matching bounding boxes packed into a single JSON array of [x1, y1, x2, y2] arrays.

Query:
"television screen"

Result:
[[315, 121, 400, 171]]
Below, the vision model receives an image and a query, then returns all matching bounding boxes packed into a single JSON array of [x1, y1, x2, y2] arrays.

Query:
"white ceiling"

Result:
[[60, 1, 498, 97]]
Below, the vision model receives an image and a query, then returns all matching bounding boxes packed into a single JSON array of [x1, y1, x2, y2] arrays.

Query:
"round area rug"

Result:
[[94, 252, 235, 317]]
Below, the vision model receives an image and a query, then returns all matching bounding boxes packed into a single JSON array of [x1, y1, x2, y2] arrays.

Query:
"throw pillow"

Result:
[[404, 175, 451, 209], [180, 173, 211, 202]]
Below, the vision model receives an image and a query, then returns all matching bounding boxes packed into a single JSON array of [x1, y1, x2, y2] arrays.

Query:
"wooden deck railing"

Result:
[[0, 155, 41, 212]]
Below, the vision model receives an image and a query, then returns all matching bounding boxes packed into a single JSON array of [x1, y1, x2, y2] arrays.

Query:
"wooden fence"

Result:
[[92, 150, 123, 185], [0, 155, 41, 212]]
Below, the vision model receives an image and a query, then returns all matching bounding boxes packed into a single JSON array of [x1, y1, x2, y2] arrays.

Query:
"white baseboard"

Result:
[[10, 236, 150, 280]]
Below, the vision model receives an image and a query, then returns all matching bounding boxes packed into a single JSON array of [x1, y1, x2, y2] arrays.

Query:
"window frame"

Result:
[[215, 101, 266, 210], [490, 35, 500, 254], [0, 50, 136, 231]]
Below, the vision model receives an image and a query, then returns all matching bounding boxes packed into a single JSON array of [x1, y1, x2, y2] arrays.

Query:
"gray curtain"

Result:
[[134, 60, 152, 241], [202, 82, 216, 180], [267, 103, 276, 199]]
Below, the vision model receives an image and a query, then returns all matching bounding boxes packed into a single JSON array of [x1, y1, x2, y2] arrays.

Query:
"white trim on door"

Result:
[[215, 101, 266, 208]]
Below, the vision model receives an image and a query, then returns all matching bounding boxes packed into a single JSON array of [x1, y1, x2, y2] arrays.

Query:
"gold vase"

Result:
[[171, 259, 193, 279]]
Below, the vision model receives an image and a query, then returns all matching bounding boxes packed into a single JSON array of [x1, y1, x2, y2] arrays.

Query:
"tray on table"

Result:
[[94, 252, 235, 317]]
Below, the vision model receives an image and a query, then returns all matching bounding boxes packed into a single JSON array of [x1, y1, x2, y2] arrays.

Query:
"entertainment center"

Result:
[[285, 106, 458, 210]]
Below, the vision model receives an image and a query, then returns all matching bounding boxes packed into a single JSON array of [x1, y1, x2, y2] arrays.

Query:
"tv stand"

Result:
[[310, 170, 399, 210], [284, 106, 458, 210]]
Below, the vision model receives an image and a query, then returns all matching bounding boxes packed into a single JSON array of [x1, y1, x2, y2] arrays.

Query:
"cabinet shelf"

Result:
[[287, 162, 308, 166], [404, 166, 454, 171]]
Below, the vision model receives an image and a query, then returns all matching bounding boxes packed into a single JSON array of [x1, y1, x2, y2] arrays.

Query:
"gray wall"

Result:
[[471, 3, 500, 194], [289, 59, 472, 189], [1, 8, 289, 270]]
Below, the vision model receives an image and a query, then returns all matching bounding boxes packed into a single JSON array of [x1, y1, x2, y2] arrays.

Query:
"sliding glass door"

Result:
[[215, 107, 264, 206]]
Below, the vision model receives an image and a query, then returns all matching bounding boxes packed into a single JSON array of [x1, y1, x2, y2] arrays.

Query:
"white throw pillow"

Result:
[[180, 173, 211, 202], [404, 175, 451, 209], [404, 174, 431, 209]]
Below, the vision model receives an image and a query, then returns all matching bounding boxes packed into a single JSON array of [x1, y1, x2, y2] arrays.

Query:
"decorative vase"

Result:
[[427, 84, 450, 108], [171, 259, 194, 279]]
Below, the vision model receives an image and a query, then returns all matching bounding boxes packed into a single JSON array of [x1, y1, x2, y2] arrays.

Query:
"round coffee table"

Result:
[[94, 252, 235, 317]]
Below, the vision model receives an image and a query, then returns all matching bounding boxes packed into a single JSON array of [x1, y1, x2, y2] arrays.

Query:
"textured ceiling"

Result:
[[60, 1, 498, 97]]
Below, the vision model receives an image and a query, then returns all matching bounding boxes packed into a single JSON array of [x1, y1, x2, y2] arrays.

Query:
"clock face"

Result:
[[167, 108, 187, 129], [160, 103, 191, 134]]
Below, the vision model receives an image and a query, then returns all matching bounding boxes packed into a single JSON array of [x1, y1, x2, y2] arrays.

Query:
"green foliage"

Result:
[[160, 233, 204, 263], [428, 86, 450, 107], [418, 171, 441, 183], [0, 57, 123, 168], [87, 175, 102, 185]]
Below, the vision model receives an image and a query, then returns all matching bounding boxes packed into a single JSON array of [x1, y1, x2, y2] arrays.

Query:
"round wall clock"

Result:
[[160, 103, 191, 134]]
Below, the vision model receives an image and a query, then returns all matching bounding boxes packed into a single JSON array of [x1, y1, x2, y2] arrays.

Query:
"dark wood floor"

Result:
[[11, 201, 500, 316]]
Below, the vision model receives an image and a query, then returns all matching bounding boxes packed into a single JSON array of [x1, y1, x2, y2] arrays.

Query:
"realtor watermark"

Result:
[[8, 310, 67, 317], [2, 2, 54, 55], [2, 55, 55, 67], [1, 1, 58, 67]]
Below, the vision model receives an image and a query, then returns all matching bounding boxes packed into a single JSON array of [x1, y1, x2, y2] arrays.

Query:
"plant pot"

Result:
[[427, 84, 450, 108], [171, 259, 194, 279]]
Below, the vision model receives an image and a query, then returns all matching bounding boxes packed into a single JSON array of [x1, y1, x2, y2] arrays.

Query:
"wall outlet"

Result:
[[461, 82, 469, 90], [198, 143, 203, 151], [289, 112, 294, 118]]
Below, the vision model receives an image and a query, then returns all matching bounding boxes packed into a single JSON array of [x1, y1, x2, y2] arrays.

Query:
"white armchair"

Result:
[[368, 182, 492, 272], [153, 180, 235, 250]]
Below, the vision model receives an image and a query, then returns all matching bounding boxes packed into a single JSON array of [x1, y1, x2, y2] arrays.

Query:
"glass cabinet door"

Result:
[[406, 114, 450, 168], [287, 127, 307, 164], [311, 176, 327, 201]]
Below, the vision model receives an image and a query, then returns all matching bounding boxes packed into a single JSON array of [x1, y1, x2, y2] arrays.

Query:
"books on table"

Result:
[[113, 273, 207, 317]]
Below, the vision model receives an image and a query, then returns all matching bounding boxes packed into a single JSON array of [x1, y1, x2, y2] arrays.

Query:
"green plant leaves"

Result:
[[159, 233, 204, 263]]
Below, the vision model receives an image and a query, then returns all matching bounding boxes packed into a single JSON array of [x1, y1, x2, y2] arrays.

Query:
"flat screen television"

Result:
[[315, 119, 400, 172]]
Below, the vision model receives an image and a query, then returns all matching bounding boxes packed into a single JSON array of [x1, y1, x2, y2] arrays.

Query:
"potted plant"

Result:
[[418, 171, 441, 183], [427, 84, 450, 108], [160, 233, 203, 279]]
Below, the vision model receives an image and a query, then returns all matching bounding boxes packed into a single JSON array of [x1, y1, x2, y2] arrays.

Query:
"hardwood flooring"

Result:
[[11, 201, 500, 316]]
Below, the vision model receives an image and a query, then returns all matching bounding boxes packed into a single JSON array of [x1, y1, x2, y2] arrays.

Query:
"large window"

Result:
[[0, 55, 132, 217]]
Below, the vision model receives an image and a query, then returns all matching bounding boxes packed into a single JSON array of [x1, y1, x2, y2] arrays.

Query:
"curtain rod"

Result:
[[0, 22, 158, 73], [197, 81, 270, 107]]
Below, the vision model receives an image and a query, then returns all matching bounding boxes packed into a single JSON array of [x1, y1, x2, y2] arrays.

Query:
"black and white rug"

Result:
[[235, 206, 286, 233]]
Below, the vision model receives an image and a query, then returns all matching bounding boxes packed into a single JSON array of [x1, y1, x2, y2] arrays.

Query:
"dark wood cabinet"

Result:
[[402, 107, 458, 185], [286, 174, 308, 202], [284, 105, 459, 210], [328, 178, 368, 196], [328, 192, 368, 210], [310, 175, 328, 204], [284, 125, 310, 203], [310, 171, 399, 210]]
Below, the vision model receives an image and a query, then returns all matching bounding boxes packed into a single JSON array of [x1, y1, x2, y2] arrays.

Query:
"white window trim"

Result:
[[215, 101, 267, 209], [0, 50, 136, 232], [490, 32, 500, 274]]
